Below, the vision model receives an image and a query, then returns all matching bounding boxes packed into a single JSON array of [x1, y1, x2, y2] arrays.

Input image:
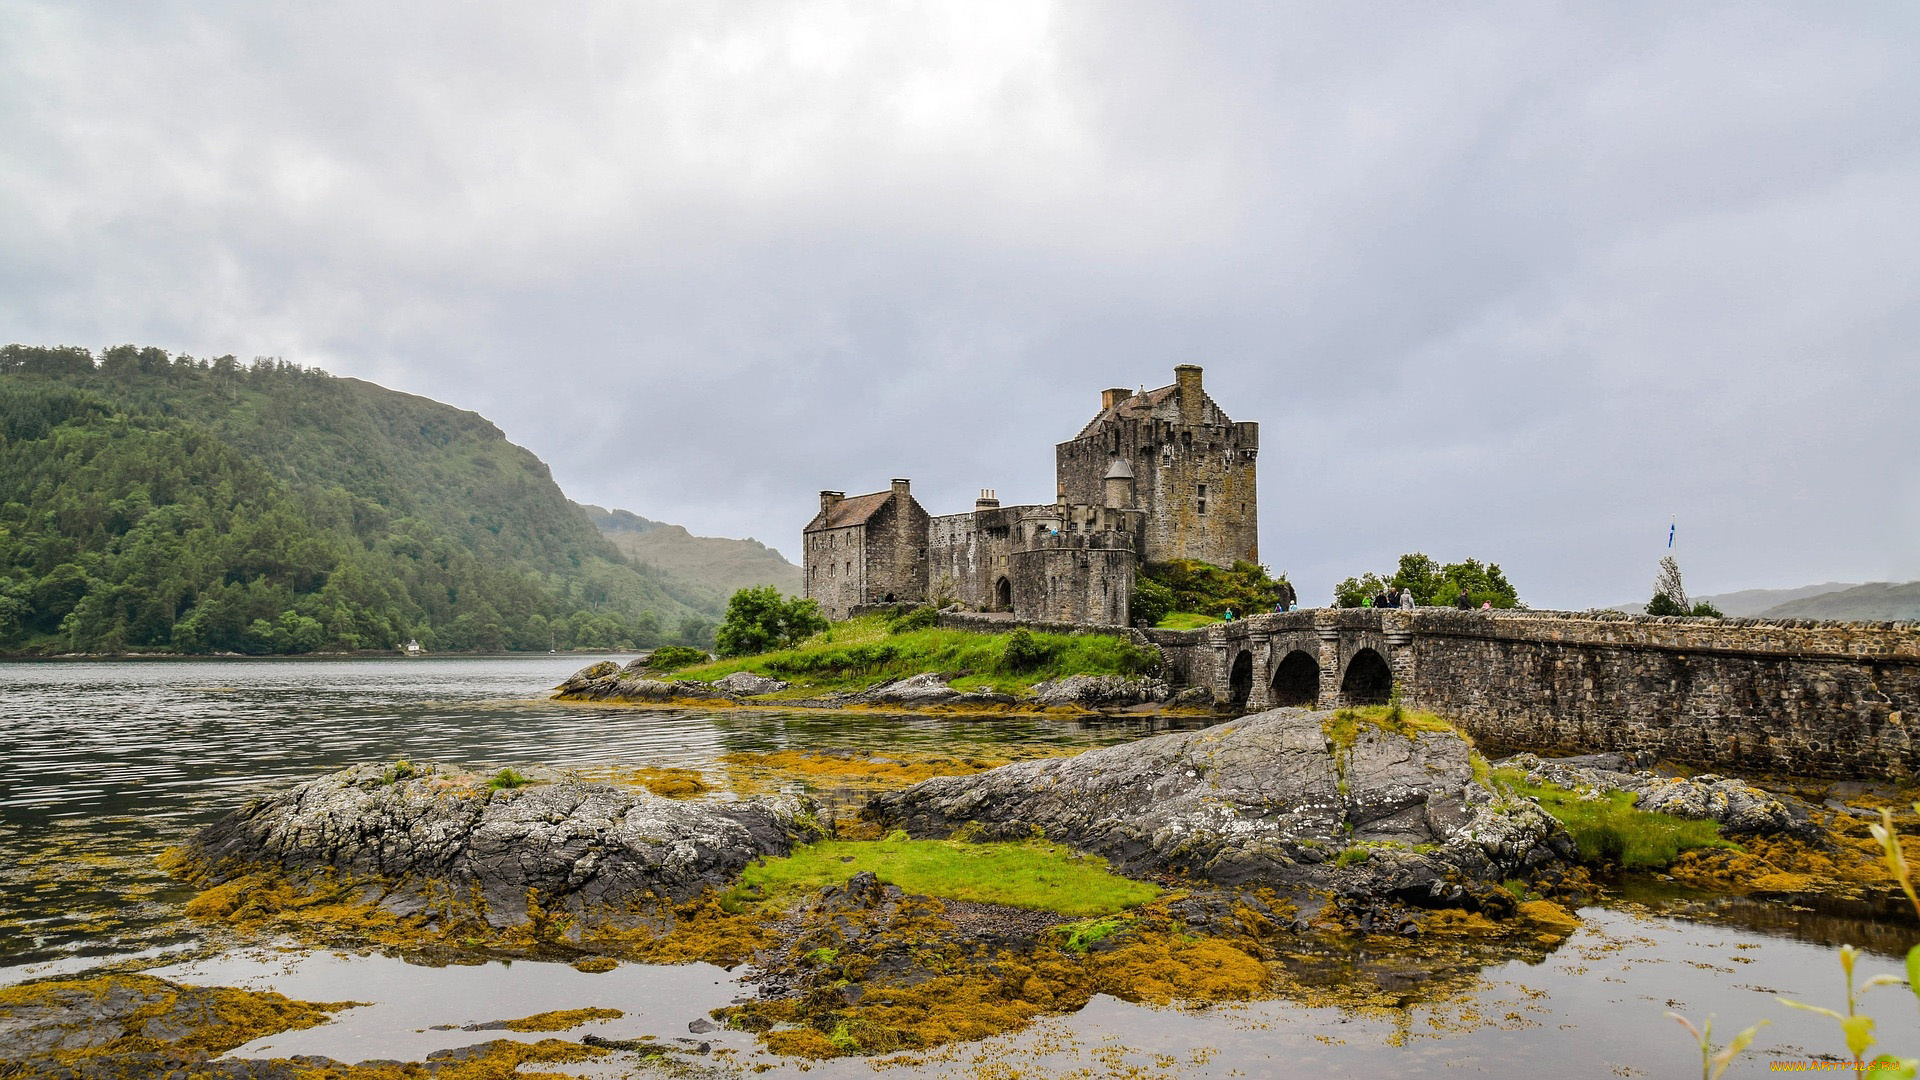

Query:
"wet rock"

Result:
[[1169, 686, 1216, 707], [1499, 753, 1821, 841], [1029, 675, 1171, 708], [859, 673, 961, 704], [556, 660, 621, 694], [553, 662, 733, 703], [184, 763, 822, 926], [0, 975, 344, 1078], [714, 671, 789, 696], [844, 673, 1016, 708], [866, 708, 1571, 904]]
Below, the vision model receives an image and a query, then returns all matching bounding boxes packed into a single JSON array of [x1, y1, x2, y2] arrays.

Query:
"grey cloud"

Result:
[[1, 1, 1915, 606]]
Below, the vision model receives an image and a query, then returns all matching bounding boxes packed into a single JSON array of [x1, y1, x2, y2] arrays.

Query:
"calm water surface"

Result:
[[1, 656, 1913, 1077]]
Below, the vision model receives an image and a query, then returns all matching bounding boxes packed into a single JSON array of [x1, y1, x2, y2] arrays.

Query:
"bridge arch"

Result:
[[1228, 650, 1254, 708], [1340, 647, 1393, 705], [1270, 649, 1320, 707]]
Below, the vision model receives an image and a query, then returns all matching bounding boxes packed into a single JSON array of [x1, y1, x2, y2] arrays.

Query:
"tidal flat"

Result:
[[2, 655, 1915, 1077]]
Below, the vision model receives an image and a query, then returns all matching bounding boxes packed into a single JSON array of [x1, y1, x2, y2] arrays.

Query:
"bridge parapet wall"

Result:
[[1404, 609, 1919, 779], [1170, 607, 1920, 780]]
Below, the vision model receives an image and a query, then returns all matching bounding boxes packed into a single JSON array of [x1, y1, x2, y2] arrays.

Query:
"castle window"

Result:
[[1198, 485, 1208, 515], [1181, 431, 1192, 450]]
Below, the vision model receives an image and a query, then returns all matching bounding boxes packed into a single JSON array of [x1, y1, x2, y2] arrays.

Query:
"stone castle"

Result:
[[803, 365, 1259, 623]]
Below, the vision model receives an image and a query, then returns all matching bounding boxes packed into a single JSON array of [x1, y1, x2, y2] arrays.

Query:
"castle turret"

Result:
[[1103, 457, 1135, 509]]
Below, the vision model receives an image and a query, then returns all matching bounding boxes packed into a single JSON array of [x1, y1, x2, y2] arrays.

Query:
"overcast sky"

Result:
[[3, 2, 1916, 609]]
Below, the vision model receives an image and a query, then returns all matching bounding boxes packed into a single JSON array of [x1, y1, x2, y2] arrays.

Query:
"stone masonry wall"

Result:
[[1405, 610, 1920, 779], [1162, 608, 1920, 780]]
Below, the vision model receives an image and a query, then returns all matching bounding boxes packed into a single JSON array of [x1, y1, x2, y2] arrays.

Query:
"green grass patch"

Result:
[[668, 614, 1161, 697], [488, 767, 531, 791], [1491, 766, 1739, 869], [1154, 612, 1222, 630], [1321, 705, 1460, 754], [1052, 914, 1128, 953], [734, 835, 1160, 917]]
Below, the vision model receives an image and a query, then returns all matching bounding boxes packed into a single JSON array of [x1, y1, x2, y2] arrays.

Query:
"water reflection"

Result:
[[2, 657, 1916, 1076]]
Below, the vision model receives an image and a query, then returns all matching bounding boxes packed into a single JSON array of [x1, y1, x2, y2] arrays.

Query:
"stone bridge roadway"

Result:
[[1143, 608, 1920, 779]]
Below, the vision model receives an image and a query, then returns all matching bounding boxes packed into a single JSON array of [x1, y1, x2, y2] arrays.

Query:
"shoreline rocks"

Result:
[[1498, 752, 1823, 842], [865, 707, 1573, 908], [553, 659, 1195, 713], [182, 763, 821, 927]]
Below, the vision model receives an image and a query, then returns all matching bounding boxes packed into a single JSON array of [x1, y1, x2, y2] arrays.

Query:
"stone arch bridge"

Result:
[[1145, 608, 1920, 780]]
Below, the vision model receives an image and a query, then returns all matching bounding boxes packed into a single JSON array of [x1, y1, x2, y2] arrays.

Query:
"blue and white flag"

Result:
[[1668, 520, 1675, 549]]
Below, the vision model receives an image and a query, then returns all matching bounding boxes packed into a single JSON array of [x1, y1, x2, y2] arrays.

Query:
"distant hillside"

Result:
[[0, 344, 719, 654], [1609, 581, 1860, 617], [581, 504, 800, 605], [1758, 581, 1920, 621]]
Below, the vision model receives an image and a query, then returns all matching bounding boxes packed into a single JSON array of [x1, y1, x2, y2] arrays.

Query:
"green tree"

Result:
[[1338, 554, 1522, 608], [715, 587, 827, 657], [1141, 560, 1288, 617]]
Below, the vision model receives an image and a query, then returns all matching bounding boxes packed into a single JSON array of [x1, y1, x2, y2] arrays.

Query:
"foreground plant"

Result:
[[1675, 804, 1920, 1075]]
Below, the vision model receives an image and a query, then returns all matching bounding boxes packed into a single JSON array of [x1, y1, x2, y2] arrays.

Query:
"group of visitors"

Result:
[[1362, 586, 1417, 610]]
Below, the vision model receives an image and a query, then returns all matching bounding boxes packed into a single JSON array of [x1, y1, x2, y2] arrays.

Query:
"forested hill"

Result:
[[0, 344, 717, 655]]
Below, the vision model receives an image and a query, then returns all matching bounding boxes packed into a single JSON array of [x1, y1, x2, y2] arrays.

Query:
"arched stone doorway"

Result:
[[1271, 650, 1320, 707], [995, 577, 1012, 611], [1340, 647, 1393, 705], [1228, 650, 1254, 708]]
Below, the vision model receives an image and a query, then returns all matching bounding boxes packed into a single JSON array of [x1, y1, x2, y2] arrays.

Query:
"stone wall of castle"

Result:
[[802, 524, 868, 622], [1010, 540, 1136, 625], [863, 490, 930, 611]]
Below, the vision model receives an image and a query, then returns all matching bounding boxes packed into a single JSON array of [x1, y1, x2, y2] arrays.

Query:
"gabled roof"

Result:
[[804, 490, 892, 532], [1072, 382, 1194, 440]]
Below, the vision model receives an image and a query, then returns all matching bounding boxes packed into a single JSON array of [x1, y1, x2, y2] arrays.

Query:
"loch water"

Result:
[[1, 655, 1913, 1077]]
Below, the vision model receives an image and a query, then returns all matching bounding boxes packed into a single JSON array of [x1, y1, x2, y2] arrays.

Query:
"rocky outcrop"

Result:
[[841, 673, 1016, 707], [714, 671, 789, 696], [865, 707, 1571, 907], [182, 763, 821, 926], [556, 661, 732, 704], [1029, 675, 1171, 708], [1499, 752, 1822, 841]]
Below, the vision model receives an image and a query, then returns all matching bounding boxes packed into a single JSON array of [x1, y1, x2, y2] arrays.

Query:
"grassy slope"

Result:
[[672, 614, 1159, 697]]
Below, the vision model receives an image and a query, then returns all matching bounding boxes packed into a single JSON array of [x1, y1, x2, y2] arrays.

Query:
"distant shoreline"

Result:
[[0, 649, 641, 663]]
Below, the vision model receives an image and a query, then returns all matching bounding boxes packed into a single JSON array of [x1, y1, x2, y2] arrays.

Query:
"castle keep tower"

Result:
[[1055, 365, 1259, 568]]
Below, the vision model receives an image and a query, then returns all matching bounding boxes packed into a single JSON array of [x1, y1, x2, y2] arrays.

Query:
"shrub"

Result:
[[1129, 577, 1174, 626], [644, 644, 709, 671], [886, 606, 939, 634], [1002, 628, 1056, 671]]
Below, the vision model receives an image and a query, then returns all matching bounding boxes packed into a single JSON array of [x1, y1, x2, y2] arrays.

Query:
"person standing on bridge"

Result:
[[1456, 588, 1472, 610], [1399, 587, 1415, 610]]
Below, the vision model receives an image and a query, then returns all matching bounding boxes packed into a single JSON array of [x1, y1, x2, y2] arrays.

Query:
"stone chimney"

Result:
[[1174, 365, 1203, 423], [975, 488, 1000, 511], [819, 490, 845, 514], [1101, 387, 1132, 412], [890, 478, 911, 502]]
